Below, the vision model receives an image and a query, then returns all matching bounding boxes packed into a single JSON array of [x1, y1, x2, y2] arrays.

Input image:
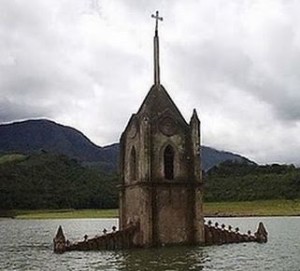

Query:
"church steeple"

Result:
[[151, 11, 163, 85], [119, 13, 204, 248]]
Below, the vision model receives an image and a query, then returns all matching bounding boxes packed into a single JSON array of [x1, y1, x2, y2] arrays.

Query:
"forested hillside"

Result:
[[0, 153, 118, 210], [204, 161, 300, 202]]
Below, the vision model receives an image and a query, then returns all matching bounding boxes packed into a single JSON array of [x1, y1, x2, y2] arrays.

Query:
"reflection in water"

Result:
[[1, 217, 300, 271], [119, 246, 207, 271]]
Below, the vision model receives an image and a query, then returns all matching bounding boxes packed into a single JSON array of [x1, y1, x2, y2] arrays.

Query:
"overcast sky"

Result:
[[1, 0, 300, 165]]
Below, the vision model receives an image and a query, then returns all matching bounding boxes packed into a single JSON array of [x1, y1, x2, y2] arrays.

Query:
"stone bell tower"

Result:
[[119, 11, 204, 247]]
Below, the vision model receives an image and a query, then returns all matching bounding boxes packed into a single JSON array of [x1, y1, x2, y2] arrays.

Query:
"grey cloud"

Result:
[[170, 32, 300, 123], [0, 98, 54, 123]]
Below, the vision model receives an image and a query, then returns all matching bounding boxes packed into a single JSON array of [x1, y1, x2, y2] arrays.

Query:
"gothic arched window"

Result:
[[164, 145, 174, 180], [130, 147, 137, 180]]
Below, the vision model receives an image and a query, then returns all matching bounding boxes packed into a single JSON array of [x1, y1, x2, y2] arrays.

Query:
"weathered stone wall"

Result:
[[156, 186, 189, 244], [121, 185, 153, 246], [193, 187, 205, 244]]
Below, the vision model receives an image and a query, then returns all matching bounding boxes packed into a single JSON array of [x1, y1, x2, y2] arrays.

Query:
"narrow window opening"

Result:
[[164, 145, 174, 180], [130, 147, 137, 180]]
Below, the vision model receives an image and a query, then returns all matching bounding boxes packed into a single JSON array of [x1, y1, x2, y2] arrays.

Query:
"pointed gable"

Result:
[[136, 84, 188, 127]]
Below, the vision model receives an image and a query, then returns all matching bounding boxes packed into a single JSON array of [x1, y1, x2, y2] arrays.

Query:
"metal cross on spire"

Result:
[[151, 10, 163, 35], [151, 11, 163, 85]]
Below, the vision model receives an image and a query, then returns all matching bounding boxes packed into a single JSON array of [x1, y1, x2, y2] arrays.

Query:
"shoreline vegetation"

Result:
[[1, 200, 300, 219]]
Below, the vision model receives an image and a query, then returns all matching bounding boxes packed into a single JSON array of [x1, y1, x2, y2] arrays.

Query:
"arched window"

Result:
[[130, 147, 137, 180], [164, 145, 174, 180]]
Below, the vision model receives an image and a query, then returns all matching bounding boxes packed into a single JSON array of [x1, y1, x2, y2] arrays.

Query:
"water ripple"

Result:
[[1, 217, 300, 270]]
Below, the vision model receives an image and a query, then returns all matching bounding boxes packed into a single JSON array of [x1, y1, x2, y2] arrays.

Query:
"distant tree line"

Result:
[[204, 160, 300, 202], [0, 153, 119, 210]]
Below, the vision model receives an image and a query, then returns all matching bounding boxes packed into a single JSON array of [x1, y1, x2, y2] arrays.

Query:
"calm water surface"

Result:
[[0, 217, 299, 271]]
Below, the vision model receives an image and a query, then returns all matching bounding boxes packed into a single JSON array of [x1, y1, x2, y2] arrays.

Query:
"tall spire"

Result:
[[151, 11, 163, 85]]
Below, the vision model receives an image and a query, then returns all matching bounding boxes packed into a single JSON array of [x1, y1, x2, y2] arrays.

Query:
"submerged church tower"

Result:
[[53, 12, 268, 254], [119, 11, 204, 247]]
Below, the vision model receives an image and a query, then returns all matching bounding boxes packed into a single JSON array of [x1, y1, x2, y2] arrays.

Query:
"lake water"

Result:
[[0, 217, 299, 271]]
